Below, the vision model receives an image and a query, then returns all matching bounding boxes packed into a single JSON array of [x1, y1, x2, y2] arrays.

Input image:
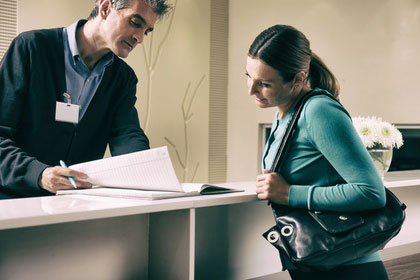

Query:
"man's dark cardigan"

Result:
[[0, 28, 150, 198]]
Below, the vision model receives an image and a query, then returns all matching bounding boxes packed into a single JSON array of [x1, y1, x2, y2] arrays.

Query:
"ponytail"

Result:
[[308, 53, 340, 100]]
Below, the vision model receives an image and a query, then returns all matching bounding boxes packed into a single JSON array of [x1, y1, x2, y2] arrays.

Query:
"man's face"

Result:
[[102, 0, 158, 58]]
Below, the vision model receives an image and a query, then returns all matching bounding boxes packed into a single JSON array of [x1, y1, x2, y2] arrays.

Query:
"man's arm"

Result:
[[0, 35, 51, 195], [108, 71, 150, 156], [0, 33, 92, 196]]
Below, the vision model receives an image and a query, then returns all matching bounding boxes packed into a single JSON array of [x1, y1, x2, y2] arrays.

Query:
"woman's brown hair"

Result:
[[248, 25, 340, 99]]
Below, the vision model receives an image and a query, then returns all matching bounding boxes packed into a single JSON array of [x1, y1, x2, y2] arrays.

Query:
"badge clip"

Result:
[[63, 92, 72, 106]]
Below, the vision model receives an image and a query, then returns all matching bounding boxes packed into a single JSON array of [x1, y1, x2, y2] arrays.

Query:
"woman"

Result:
[[247, 25, 389, 279]]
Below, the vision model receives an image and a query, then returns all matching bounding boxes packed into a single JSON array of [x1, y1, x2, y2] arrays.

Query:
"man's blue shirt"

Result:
[[63, 20, 114, 120]]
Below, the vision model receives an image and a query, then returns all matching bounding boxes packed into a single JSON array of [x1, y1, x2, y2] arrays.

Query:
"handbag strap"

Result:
[[270, 90, 343, 173]]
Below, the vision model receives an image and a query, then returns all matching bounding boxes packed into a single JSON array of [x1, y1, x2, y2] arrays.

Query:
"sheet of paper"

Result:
[[181, 183, 204, 193], [69, 146, 183, 192], [57, 187, 197, 200]]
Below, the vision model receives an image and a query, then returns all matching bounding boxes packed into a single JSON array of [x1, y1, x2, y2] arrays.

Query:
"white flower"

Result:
[[352, 116, 403, 149]]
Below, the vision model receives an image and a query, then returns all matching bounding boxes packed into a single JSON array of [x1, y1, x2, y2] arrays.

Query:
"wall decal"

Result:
[[141, 0, 177, 132], [164, 74, 206, 182]]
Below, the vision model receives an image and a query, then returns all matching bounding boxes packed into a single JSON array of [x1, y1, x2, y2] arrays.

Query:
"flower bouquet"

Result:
[[352, 116, 403, 177]]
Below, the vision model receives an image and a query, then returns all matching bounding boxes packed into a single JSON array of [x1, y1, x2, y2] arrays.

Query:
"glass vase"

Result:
[[368, 147, 393, 179]]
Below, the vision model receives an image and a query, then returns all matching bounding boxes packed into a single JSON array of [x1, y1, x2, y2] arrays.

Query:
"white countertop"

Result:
[[0, 181, 257, 230], [384, 170, 420, 187], [1, 170, 419, 231]]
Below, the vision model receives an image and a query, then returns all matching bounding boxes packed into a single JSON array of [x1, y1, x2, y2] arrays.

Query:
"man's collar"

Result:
[[66, 19, 87, 60], [66, 19, 114, 67]]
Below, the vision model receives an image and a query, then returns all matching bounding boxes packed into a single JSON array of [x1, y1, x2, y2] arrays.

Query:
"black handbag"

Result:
[[262, 90, 406, 271]]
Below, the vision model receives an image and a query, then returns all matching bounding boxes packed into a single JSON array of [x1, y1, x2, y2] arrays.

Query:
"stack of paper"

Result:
[[56, 146, 242, 199]]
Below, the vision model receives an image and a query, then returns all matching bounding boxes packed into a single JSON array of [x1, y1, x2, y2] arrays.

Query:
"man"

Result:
[[0, 0, 172, 198]]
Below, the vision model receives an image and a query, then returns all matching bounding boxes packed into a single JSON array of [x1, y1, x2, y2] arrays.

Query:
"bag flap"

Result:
[[308, 211, 364, 234]]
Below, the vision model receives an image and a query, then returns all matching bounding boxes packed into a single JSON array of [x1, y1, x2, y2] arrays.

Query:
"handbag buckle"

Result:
[[281, 225, 293, 237], [267, 231, 280, 243]]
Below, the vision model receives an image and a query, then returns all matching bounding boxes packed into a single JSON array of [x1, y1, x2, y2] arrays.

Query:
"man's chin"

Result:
[[114, 48, 131, 58], [116, 52, 130, 58]]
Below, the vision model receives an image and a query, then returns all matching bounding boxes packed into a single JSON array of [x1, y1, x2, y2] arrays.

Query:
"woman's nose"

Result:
[[248, 81, 258, 96]]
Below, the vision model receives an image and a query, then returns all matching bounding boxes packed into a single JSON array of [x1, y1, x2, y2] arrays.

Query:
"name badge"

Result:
[[55, 93, 80, 124]]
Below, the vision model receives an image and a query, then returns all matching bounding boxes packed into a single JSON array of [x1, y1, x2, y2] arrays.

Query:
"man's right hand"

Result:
[[39, 166, 92, 193]]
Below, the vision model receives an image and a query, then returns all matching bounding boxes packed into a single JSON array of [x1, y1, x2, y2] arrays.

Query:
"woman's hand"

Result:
[[256, 168, 290, 205]]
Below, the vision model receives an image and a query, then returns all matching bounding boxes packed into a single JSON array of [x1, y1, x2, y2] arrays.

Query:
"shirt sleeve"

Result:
[[288, 96, 386, 212]]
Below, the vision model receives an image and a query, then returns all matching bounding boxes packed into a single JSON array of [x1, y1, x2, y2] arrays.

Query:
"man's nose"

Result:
[[133, 31, 145, 45]]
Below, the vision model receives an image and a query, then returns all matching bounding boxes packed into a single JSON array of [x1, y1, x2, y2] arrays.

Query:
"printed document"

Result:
[[56, 146, 243, 199]]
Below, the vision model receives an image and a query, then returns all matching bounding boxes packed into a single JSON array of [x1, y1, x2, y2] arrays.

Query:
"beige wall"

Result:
[[17, 0, 212, 183], [17, 0, 93, 29], [131, 0, 211, 183], [15, 0, 420, 183], [227, 0, 420, 181]]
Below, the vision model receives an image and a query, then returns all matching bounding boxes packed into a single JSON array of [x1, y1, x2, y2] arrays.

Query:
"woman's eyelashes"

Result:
[[245, 72, 271, 88]]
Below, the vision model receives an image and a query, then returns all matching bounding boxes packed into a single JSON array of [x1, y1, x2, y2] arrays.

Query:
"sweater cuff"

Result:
[[288, 185, 311, 208], [24, 159, 50, 191]]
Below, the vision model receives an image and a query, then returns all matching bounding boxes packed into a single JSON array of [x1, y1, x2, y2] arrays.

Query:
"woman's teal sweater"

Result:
[[262, 88, 386, 265]]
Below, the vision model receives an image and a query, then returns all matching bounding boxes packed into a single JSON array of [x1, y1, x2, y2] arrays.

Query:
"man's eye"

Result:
[[260, 82, 270, 87], [130, 20, 142, 28]]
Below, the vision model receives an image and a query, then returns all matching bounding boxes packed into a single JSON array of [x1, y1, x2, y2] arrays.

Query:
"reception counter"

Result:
[[0, 171, 419, 280]]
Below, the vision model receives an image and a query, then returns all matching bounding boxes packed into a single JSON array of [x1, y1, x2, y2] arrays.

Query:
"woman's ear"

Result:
[[293, 71, 307, 86]]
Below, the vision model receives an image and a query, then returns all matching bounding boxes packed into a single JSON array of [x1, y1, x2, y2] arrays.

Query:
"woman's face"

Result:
[[246, 56, 293, 109]]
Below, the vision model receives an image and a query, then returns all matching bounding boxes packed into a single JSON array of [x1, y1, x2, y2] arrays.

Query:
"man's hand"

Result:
[[39, 166, 92, 193], [256, 168, 290, 205]]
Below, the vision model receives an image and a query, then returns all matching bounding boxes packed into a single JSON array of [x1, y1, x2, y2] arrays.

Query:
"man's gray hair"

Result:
[[88, 0, 172, 20]]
